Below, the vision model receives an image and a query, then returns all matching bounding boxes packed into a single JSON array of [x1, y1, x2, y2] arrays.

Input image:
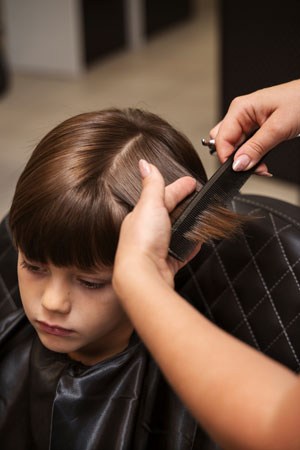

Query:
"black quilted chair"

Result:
[[1, 193, 300, 373], [177, 194, 300, 372]]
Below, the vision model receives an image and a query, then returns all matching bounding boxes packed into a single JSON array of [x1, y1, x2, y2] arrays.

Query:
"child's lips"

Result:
[[36, 320, 75, 337]]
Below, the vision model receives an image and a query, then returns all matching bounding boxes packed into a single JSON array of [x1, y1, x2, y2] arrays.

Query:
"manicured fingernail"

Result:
[[259, 171, 273, 178], [139, 159, 151, 178], [232, 154, 251, 171]]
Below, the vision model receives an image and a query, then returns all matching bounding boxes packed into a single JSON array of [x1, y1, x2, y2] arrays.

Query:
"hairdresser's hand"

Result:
[[113, 160, 199, 291], [210, 79, 300, 174]]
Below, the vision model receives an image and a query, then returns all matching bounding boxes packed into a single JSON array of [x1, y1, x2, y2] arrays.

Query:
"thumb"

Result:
[[138, 159, 166, 208], [232, 118, 287, 171]]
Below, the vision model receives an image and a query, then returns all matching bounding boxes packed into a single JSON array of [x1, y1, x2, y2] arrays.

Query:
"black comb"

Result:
[[169, 144, 259, 261]]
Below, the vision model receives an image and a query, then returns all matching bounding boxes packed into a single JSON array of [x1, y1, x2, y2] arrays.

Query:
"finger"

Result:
[[138, 160, 165, 207], [213, 96, 260, 163], [214, 120, 250, 163], [164, 176, 197, 213], [209, 121, 222, 139], [210, 119, 249, 146], [232, 117, 287, 171], [253, 163, 272, 177]]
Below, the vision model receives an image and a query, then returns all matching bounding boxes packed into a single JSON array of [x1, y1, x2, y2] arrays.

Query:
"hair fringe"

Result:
[[184, 204, 250, 243]]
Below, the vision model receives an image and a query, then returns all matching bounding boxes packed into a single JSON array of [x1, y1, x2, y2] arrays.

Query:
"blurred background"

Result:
[[0, 0, 299, 218]]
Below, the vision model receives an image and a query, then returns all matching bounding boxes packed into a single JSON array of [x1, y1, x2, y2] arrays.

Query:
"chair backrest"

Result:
[[177, 194, 300, 372], [0, 216, 21, 316]]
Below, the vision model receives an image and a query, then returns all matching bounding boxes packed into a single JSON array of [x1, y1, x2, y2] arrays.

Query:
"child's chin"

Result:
[[37, 332, 75, 354]]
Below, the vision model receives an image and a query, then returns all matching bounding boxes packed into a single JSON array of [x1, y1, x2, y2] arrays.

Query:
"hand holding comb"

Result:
[[169, 136, 263, 261]]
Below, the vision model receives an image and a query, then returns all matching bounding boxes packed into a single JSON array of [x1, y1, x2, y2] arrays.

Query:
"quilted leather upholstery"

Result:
[[177, 194, 300, 372], [0, 216, 20, 314]]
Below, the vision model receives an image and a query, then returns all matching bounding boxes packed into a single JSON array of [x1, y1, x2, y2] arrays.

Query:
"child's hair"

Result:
[[9, 108, 242, 270]]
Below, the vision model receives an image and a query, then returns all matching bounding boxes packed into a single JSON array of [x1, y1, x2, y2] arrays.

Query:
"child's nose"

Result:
[[41, 280, 71, 314]]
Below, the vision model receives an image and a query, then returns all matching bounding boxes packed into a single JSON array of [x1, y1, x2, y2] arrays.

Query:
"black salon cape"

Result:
[[0, 217, 217, 450]]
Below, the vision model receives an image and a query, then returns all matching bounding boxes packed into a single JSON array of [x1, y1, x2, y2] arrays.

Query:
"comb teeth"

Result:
[[169, 152, 255, 261]]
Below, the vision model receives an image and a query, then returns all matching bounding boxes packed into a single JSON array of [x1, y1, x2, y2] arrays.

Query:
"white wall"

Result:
[[2, 0, 84, 76]]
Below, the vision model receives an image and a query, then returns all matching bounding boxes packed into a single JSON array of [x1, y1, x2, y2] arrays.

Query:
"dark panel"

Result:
[[82, 0, 126, 65], [219, 0, 300, 184], [145, 0, 193, 36], [0, 47, 9, 97]]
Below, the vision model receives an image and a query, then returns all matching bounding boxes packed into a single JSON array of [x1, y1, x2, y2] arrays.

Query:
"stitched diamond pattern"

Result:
[[0, 217, 20, 318], [178, 195, 300, 373]]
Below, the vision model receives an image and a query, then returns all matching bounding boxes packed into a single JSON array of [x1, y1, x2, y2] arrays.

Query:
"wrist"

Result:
[[113, 253, 165, 297]]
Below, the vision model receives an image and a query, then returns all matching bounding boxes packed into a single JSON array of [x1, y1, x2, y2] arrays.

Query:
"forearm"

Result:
[[114, 263, 300, 450]]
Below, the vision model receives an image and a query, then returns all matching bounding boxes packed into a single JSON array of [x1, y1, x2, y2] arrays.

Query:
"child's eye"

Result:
[[77, 278, 107, 290], [20, 260, 47, 274]]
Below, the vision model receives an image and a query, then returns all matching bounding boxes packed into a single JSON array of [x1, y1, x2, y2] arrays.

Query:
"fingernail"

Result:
[[232, 154, 251, 171], [139, 159, 151, 178], [259, 171, 273, 178]]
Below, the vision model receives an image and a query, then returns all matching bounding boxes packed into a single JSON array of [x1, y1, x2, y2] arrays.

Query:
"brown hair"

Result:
[[10, 108, 211, 269]]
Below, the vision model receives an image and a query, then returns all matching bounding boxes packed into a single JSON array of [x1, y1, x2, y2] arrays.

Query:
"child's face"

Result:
[[17, 251, 133, 366]]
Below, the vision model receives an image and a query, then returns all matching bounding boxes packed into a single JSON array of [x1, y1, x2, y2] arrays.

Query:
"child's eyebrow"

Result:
[[76, 269, 112, 280]]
